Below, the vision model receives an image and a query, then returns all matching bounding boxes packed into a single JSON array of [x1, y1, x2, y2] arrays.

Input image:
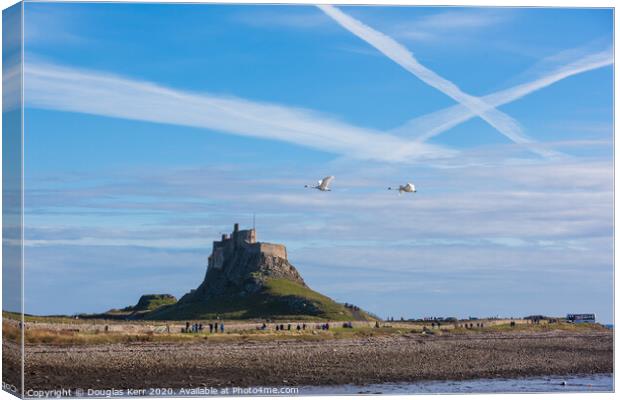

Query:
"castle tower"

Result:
[[248, 228, 257, 243]]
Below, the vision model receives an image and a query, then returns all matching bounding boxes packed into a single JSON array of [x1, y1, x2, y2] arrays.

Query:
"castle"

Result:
[[208, 223, 287, 271], [143, 223, 372, 320], [177, 223, 304, 304]]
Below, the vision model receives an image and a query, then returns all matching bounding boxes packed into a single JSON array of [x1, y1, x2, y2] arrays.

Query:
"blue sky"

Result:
[[18, 3, 613, 322]]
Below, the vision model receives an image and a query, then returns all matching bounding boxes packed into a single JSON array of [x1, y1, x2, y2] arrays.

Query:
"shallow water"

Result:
[[299, 374, 613, 395], [38, 374, 612, 397]]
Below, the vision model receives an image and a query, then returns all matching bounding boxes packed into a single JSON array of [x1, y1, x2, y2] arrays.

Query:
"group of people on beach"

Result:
[[263, 323, 308, 331], [181, 321, 224, 333], [180, 320, 363, 334], [255, 322, 341, 331], [180, 321, 352, 334], [460, 322, 484, 329]]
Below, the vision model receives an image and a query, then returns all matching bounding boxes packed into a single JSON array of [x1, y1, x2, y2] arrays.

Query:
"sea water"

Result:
[[299, 374, 613, 395]]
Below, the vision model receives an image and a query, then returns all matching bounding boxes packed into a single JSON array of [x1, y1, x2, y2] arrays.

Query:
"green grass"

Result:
[[146, 278, 375, 321], [132, 294, 177, 311]]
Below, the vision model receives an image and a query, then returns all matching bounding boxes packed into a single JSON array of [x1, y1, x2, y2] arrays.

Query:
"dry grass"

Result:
[[13, 323, 408, 345], [3, 321, 21, 343], [7, 312, 608, 346]]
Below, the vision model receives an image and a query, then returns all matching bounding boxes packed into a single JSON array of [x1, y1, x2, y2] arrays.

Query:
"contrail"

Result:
[[392, 48, 613, 142], [318, 4, 560, 159], [24, 61, 454, 164]]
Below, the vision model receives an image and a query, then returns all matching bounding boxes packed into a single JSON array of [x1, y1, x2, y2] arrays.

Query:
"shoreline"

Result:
[[10, 330, 612, 392], [299, 373, 613, 395]]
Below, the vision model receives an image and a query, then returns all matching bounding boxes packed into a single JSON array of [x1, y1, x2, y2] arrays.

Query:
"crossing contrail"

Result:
[[392, 48, 613, 142], [318, 4, 561, 159]]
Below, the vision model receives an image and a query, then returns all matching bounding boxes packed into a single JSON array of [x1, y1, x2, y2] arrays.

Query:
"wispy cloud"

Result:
[[394, 8, 509, 43], [317, 5, 558, 159], [24, 60, 453, 163], [391, 47, 613, 142], [25, 158, 612, 246], [24, 6, 87, 46], [23, 157, 612, 317]]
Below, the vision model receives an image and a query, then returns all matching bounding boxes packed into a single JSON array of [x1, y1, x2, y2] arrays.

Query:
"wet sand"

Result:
[[19, 330, 612, 391]]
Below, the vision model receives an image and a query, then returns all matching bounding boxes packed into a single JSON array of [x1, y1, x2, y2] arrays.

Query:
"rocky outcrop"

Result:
[[145, 223, 374, 321], [133, 294, 177, 311], [179, 223, 305, 303]]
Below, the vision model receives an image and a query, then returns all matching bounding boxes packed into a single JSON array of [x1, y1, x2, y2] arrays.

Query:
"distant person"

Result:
[[214, 322, 219, 332], [262, 323, 267, 330], [185, 322, 190, 331], [287, 324, 291, 331], [297, 324, 301, 331], [280, 324, 284, 331], [276, 325, 279, 331], [209, 323, 213, 333], [302, 323, 306, 330], [220, 323, 224, 333]]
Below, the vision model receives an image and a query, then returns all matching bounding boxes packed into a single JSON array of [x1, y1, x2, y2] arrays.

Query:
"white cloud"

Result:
[[23, 158, 612, 319], [24, 157, 612, 249], [395, 8, 509, 42], [24, 6, 86, 46]]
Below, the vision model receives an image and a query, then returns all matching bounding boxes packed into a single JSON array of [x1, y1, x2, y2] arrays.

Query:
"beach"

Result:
[[14, 329, 612, 393]]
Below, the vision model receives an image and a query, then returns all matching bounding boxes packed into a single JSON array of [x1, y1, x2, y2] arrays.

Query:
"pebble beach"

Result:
[[6, 329, 612, 393]]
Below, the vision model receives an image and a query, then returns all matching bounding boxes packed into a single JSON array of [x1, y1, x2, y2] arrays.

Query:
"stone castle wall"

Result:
[[259, 243, 287, 259], [207, 225, 287, 272]]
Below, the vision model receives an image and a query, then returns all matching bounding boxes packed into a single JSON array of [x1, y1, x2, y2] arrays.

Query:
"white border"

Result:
[[0, 2, 615, 400]]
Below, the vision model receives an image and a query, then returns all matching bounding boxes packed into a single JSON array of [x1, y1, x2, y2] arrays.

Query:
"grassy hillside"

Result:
[[146, 278, 375, 321], [131, 294, 177, 311]]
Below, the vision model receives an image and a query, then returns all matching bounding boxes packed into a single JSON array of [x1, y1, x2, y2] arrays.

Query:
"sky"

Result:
[[16, 3, 613, 322]]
